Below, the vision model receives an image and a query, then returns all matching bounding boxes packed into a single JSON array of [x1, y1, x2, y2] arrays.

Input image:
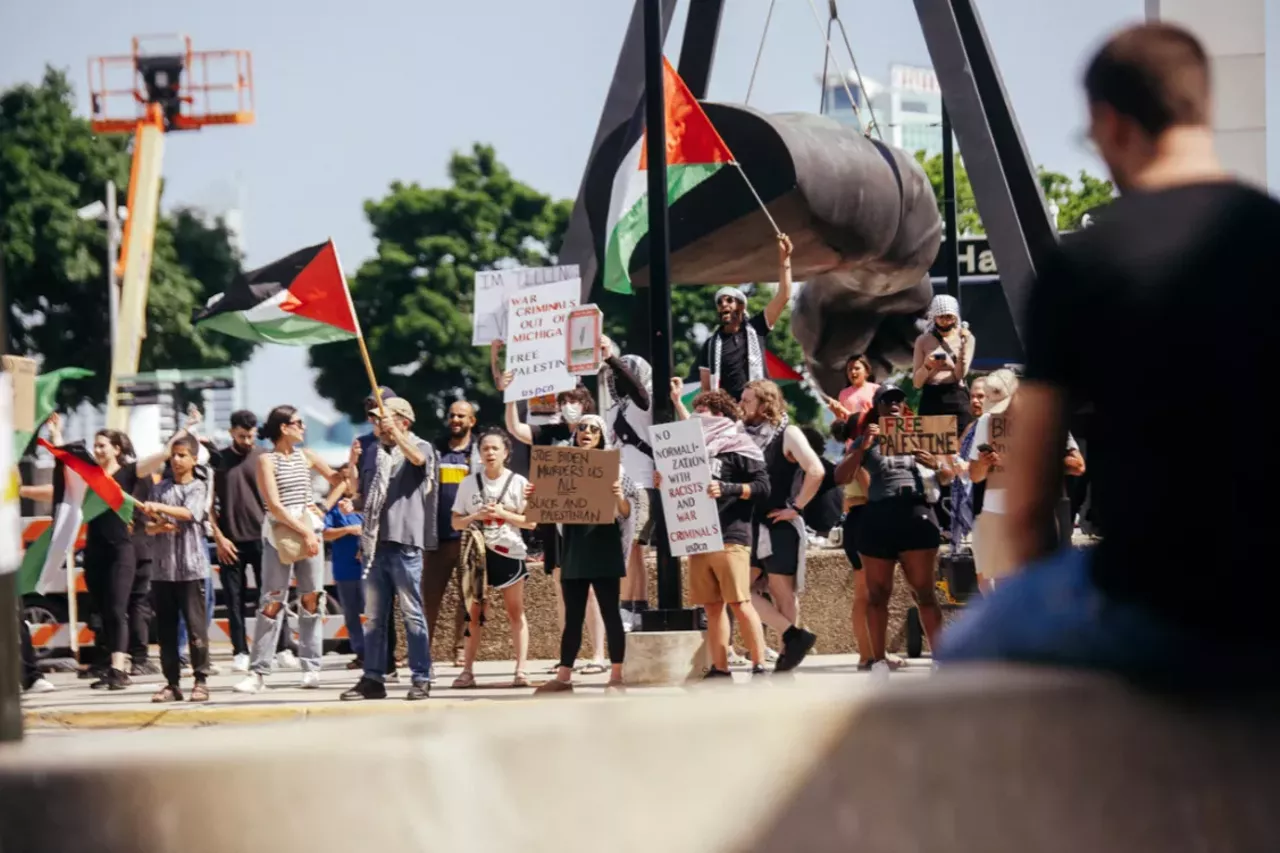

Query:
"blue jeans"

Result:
[[363, 544, 431, 685], [178, 575, 215, 661], [335, 579, 366, 659], [937, 547, 1268, 687]]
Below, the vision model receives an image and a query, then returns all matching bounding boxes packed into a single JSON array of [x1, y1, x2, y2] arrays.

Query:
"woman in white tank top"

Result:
[[234, 405, 341, 694]]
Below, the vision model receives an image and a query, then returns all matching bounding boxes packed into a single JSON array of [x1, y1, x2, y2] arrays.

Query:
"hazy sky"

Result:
[[3, 0, 1276, 422]]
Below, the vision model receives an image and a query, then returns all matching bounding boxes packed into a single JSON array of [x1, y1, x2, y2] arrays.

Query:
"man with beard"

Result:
[[740, 380, 821, 672], [422, 399, 481, 661], [697, 235, 793, 402], [208, 409, 298, 673]]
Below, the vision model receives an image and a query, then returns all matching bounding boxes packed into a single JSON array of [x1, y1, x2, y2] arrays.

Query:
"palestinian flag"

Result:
[[12, 366, 94, 457], [193, 239, 359, 345], [17, 440, 136, 596], [765, 351, 803, 384], [604, 57, 735, 295]]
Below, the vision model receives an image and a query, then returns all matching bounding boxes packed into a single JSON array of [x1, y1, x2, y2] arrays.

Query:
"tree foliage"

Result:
[[0, 67, 254, 406], [915, 151, 1114, 233], [311, 144, 572, 436]]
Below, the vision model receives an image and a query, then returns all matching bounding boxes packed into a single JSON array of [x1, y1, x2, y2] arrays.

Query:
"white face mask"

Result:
[[561, 403, 584, 424]]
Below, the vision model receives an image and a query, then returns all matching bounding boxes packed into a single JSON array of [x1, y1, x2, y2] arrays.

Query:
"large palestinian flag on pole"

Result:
[[17, 440, 136, 596], [193, 239, 359, 345], [604, 57, 735, 295]]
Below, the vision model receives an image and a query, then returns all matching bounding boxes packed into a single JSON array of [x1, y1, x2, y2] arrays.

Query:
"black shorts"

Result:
[[486, 552, 529, 590], [842, 504, 867, 570], [753, 519, 801, 577], [856, 496, 940, 560]]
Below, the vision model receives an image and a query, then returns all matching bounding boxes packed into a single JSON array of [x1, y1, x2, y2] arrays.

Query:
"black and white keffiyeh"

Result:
[[712, 287, 765, 386]]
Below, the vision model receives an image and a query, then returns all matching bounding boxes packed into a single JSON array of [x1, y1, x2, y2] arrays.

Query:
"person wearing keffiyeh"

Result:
[[341, 397, 439, 703], [696, 234, 794, 402]]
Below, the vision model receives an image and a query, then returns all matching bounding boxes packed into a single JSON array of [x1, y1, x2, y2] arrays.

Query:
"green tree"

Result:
[[311, 144, 572, 435], [0, 67, 255, 407], [915, 151, 1114, 233]]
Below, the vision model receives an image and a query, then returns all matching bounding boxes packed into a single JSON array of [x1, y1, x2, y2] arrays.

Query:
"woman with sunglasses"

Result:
[[533, 415, 635, 695], [234, 406, 341, 693]]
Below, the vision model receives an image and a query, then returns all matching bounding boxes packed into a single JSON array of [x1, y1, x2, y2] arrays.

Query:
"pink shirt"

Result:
[[839, 382, 879, 418]]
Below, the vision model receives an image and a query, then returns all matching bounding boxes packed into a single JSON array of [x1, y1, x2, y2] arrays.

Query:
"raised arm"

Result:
[[764, 234, 793, 329], [669, 378, 690, 421], [835, 428, 876, 486]]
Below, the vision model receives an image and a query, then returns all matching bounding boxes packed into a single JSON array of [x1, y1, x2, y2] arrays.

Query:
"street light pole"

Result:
[[639, 0, 696, 631], [106, 180, 121, 416]]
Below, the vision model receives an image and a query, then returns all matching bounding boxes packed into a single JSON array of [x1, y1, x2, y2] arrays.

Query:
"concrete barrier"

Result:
[[2, 667, 1275, 852], [429, 549, 923, 662]]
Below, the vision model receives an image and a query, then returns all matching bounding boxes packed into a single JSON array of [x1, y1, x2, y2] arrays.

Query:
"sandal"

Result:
[[189, 682, 210, 703], [152, 684, 183, 703], [533, 679, 573, 696], [451, 671, 476, 689], [511, 672, 530, 688], [578, 662, 608, 676]]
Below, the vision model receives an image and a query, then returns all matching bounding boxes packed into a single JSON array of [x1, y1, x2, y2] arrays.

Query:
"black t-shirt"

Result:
[[1023, 182, 1278, 636], [710, 451, 770, 547], [701, 314, 771, 401], [210, 444, 265, 543], [803, 459, 843, 535], [85, 461, 151, 558]]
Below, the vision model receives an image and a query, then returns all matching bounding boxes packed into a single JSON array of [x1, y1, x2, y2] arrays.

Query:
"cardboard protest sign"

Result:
[[650, 419, 724, 557], [565, 306, 603, 376], [984, 414, 1010, 489], [880, 415, 958, 456], [526, 446, 620, 525], [503, 278, 581, 403], [472, 264, 579, 346]]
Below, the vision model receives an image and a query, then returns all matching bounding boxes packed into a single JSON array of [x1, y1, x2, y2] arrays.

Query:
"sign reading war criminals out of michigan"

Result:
[[881, 415, 959, 456], [650, 418, 724, 557], [526, 446, 620, 525], [503, 277, 580, 403]]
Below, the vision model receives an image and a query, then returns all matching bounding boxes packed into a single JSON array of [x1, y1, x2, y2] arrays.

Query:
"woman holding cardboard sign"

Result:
[[835, 385, 950, 680], [531, 414, 635, 696], [450, 428, 536, 688]]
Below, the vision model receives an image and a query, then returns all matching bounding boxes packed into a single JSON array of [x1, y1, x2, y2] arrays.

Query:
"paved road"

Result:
[[21, 651, 933, 733]]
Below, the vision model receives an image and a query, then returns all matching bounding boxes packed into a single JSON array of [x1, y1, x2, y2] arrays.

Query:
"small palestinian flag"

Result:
[[193, 239, 359, 345], [12, 366, 94, 457], [765, 351, 803, 384], [17, 440, 135, 596], [604, 57, 735, 295]]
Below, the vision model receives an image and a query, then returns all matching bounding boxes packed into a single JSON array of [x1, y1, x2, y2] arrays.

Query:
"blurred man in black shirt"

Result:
[[940, 23, 1279, 682]]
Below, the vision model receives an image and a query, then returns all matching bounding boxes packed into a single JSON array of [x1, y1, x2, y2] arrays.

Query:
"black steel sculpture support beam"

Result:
[[914, 0, 1058, 340], [676, 0, 725, 99], [941, 102, 961, 302]]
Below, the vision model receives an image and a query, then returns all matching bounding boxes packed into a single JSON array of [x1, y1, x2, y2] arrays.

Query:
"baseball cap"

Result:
[[983, 369, 1019, 414], [873, 385, 907, 407], [364, 386, 398, 413], [384, 397, 416, 423]]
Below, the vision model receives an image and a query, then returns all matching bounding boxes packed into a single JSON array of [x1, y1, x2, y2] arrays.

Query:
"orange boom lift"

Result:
[[87, 35, 254, 430]]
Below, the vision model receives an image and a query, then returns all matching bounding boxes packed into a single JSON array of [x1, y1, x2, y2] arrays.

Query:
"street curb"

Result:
[[22, 698, 505, 730]]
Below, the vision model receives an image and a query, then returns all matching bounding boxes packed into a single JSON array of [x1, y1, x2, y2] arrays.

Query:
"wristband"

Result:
[[719, 482, 744, 498]]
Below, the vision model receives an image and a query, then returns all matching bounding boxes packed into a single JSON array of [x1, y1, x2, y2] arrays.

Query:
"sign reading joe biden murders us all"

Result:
[[650, 419, 724, 557], [527, 446, 620, 525], [881, 416, 958, 456], [504, 278, 580, 403]]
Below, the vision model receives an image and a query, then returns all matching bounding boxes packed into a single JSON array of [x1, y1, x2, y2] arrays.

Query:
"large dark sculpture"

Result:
[[609, 105, 942, 396]]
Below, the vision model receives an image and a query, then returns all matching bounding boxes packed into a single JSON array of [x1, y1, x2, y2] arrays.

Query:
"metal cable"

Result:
[[803, 0, 870, 136], [744, 0, 778, 105]]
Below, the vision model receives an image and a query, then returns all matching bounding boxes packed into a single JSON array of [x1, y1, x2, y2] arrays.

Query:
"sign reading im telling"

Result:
[[526, 446, 620, 525], [881, 416, 958, 456]]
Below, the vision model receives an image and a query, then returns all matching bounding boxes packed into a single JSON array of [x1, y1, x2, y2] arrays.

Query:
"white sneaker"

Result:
[[26, 677, 56, 694], [764, 647, 780, 664], [870, 660, 891, 683], [231, 653, 251, 673], [233, 674, 264, 694], [299, 671, 321, 689], [275, 650, 301, 670], [727, 649, 750, 668]]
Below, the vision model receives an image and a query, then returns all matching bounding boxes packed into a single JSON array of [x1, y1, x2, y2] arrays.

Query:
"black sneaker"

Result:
[[776, 627, 817, 673], [79, 664, 107, 681], [406, 682, 430, 701], [751, 664, 768, 677], [341, 677, 387, 701], [91, 668, 132, 691], [703, 667, 733, 681], [131, 660, 162, 677]]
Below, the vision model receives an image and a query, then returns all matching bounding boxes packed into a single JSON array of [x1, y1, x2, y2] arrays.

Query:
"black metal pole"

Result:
[[642, 0, 682, 618], [941, 102, 961, 302], [0, 243, 23, 742]]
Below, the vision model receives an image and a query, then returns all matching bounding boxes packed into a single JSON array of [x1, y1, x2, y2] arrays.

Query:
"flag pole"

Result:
[[328, 239, 386, 417], [65, 551, 79, 656], [730, 161, 784, 238]]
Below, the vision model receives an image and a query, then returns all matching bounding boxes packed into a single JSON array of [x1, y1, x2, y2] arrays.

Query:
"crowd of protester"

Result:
[[17, 21, 1277, 699]]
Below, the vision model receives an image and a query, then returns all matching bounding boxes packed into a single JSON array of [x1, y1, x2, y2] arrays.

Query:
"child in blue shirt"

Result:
[[324, 489, 365, 667]]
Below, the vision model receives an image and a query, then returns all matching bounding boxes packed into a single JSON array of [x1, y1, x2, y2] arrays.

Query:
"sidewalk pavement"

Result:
[[21, 652, 933, 731]]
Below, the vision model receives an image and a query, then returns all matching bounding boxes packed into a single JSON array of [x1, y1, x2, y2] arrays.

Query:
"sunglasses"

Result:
[[288, 418, 306, 428], [578, 424, 602, 434]]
